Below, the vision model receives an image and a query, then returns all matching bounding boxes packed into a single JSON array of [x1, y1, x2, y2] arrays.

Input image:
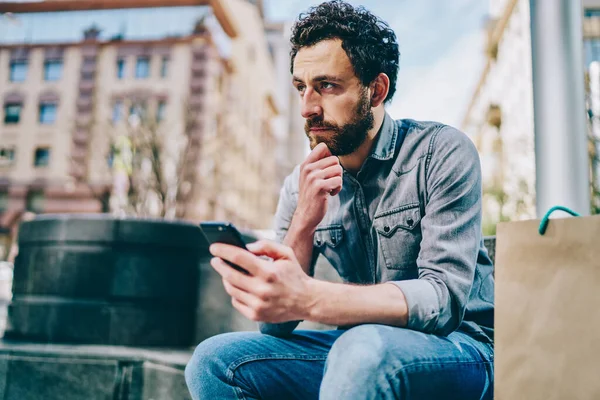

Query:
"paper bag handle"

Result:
[[538, 206, 581, 235]]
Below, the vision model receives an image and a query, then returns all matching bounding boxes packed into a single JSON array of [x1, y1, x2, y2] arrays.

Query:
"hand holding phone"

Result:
[[200, 222, 250, 274]]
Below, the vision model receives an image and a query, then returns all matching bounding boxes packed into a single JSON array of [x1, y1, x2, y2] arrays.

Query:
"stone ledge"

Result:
[[0, 340, 193, 400]]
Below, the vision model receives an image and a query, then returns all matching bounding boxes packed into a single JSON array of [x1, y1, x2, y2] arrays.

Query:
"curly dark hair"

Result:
[[290, 1, 400, 103]]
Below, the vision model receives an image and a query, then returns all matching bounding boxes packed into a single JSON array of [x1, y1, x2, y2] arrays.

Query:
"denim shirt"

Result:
[[263, 113, 494, 343]]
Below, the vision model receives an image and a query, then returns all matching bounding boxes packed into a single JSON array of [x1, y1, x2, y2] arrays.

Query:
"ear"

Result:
[[369, 73, 390, 108]]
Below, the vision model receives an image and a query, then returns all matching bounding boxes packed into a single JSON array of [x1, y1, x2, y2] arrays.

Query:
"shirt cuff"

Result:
[[390, 279, 440, 333]]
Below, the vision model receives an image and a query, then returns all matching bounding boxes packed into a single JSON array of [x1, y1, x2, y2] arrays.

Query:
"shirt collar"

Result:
[[369, 112, 398, 161]]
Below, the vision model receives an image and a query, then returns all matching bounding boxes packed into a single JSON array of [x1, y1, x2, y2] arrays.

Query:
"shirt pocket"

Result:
[[314, 224, 344, 249], [313, 224, 345, 275], [373, 204, 422, 270]]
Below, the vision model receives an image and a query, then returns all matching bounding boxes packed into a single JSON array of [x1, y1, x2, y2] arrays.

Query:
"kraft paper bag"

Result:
[[495, 211, 600, 400]]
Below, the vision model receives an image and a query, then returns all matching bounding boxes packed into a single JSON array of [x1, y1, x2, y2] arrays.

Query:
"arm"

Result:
[[283, 213, 318, 275], [258, 173, 309, 336], [306, 281, 408, 326], [305, 127, 482, 334], [259, 145, 343, 336]]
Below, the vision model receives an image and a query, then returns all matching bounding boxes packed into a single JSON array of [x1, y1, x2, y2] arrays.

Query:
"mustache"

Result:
[[305, 118, 339, 131]]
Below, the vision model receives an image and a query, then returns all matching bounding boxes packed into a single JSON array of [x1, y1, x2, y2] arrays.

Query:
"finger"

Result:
[[329, 185, 342, 196], [246, 240, 295, 261], [209, 243, 264, 277], [309, 155, 340, 171], [317, 164, 343, 180], [232, 297, 259, 321], [210, 257, 256, 292], [320, 176, 343, 194], [303, 143, 331, 164], [223, 279, 260, 308]]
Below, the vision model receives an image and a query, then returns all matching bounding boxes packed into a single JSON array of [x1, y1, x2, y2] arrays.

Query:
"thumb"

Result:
[[247, 240, 295, 260]]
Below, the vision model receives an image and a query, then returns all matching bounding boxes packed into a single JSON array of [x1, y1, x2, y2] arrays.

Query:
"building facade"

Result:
[[265, 21, 309, 191], [462, 0, 535, 235], [462, 0, 600, 233], [0, 0, 280, 250]]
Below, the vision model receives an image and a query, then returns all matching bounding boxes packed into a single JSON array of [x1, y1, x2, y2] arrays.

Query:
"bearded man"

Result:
[[185, 1, 494, 399]]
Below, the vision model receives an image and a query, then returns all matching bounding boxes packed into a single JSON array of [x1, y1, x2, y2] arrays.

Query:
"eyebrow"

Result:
[[292, 75, 344, 84]]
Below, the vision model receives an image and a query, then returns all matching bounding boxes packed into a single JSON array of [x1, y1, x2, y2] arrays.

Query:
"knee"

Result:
[[184, 332, 240, 391], [325, 325, 392, 378]]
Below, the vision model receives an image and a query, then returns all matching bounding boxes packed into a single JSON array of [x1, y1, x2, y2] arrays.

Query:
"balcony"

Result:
[[79, 80, 95, 92], [69, 163, 87, 180], [191, 62, 206, 74], [70, 146, 87, 161], [76, 97, 94, 113], [190, 77, 206, 92], [72, 130, 88, 145], [75, 114, 93, 128], [584, 16, 600, 39], [81, 62, 97, 74]]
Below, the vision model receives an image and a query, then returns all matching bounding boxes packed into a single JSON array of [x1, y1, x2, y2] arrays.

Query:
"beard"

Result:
[[304, 89, 375, 156]]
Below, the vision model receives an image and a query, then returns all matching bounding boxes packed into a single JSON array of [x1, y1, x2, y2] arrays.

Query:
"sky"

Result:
[[265, 0, 490, 128]]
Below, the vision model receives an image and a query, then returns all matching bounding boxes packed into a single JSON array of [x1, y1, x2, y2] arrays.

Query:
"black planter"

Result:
[[5, 214, 207, 347]]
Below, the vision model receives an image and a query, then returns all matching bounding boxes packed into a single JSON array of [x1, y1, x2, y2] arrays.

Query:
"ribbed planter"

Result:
[[5, 214, 206, 347]]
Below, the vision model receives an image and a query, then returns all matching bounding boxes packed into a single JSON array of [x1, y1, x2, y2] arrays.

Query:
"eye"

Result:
[[295, 84, 306, 93], [320, 82, 335, 90]]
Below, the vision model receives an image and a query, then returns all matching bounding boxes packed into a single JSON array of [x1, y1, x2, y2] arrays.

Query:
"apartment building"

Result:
[[0, 0, 280, 244]]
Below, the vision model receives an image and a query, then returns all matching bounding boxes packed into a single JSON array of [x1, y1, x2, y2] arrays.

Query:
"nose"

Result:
[[300, 87, 322, 119]]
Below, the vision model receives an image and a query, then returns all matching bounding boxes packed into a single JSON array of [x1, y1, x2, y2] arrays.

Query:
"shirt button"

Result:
[[407, 218, 414, 227], [331, 237, 337, 244], [383, 226, 390, 233], [316, 239, 322, 246]]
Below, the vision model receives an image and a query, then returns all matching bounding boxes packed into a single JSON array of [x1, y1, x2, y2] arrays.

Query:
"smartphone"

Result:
[[200, 222, 249, 274]]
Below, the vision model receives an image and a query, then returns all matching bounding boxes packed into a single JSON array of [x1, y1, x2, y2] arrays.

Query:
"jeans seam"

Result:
[[396, 359, 493, 372], [225, 354, 329, 400], [229, 353, 329, 370], [376, 360, 493, 398], [388, 359, 494, 386]]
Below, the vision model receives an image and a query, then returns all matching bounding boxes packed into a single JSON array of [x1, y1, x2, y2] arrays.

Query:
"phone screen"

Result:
[[200, 222, 249, 274]]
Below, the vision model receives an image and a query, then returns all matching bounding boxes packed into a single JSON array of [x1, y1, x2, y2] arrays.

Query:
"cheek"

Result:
[[323, 96, 359, 124]]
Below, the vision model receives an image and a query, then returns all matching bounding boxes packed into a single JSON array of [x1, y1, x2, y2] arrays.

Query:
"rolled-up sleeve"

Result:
[[259, 167, 304, 337], [391, 127, 482, 336]]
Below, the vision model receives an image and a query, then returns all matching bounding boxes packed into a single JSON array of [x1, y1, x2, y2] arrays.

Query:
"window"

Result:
[[44, 60, 63, 81], [116, 58, 125, 79], [585, 9, 600, 17], [26, 190, 45, 213], [156, 101, 166, 122], [0, 148, 15, 165], [129, 102, 147, 119], [160, 56, 169, 78], [34, 147, 50, 167], [9, 61, 27, 82], [112, 101, 123, 123], [135, 56, 150, 79], [4, 103, 22, 124], [39, 103, 57, 124]]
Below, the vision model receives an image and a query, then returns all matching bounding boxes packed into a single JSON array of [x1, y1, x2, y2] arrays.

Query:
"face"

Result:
[[292, 39, 374, 156]]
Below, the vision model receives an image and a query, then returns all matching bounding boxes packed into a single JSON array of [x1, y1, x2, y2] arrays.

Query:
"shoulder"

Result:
[[397, 119, 477, 159], [281, 164, 301, 196]]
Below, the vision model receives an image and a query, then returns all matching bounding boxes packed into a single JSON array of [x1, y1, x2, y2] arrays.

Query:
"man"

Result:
[[185, 1, 494, 399]]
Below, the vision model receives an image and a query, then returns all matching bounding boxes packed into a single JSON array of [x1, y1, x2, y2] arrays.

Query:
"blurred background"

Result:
[[0, 0, 598, 260]]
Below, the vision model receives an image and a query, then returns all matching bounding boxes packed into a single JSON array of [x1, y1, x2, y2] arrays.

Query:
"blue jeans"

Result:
[[185, 324, 494, 400]]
